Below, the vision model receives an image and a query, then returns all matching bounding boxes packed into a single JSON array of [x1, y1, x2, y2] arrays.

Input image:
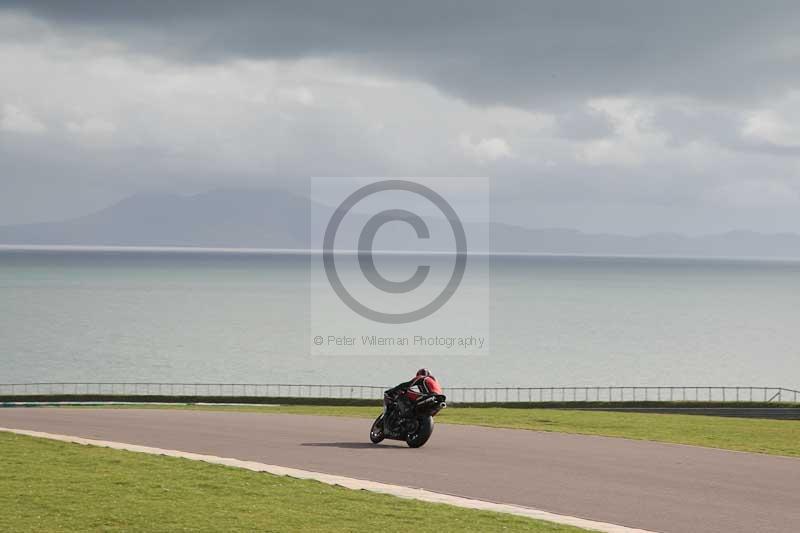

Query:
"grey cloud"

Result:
[[6, 1, 800, 109], [733, 142, 800, 157], [555, 108, 614, 140], [2, 1, 800, 234], [651, 105, 743, 147], [652, 104, 800, 156]]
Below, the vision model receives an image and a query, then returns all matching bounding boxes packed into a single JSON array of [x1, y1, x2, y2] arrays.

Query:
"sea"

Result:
[[1, 247, 798, 388]]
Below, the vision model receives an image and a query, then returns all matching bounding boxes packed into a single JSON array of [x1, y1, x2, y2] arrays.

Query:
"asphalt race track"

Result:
[[1, 408, 798, 533]]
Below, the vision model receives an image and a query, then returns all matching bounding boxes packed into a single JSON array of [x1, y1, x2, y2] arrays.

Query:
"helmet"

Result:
[[416, 368, 430, 377]]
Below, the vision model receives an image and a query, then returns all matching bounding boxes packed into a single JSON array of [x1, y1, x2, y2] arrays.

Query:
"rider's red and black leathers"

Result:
[[384, 375, 442, 411], [386, 375, 441, 398]]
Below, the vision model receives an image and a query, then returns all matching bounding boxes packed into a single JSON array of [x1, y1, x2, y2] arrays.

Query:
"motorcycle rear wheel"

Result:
[[405, 415, 434, 448]]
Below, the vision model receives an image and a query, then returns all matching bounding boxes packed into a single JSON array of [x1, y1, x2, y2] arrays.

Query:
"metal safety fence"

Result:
[[0, 383, 386, 400], [1, 383, 799, 403], [444, 386, 800, 403]]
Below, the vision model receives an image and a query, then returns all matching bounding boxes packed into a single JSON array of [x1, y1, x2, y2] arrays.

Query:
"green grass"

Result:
[[0, 432, 586, 533], [73, 402, 800, 457], [438, 406, 800, 456]]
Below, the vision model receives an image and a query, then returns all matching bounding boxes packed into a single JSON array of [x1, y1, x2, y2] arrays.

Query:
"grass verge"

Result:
[[62, 402, 800, 457], [0, 431, 585, 533]]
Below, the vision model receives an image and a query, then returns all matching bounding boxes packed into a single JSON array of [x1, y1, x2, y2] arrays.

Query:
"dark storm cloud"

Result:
[[2, 1, 800, 234], [6, 0, 800, 108]]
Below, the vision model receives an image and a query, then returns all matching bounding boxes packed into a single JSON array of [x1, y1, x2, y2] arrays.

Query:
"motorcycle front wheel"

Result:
[[405, 415, 434, 448], [369, 414, 385, 444]]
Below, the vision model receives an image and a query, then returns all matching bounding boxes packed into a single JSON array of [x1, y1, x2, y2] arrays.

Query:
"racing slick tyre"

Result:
[[369, 414, 386, 444], [406, 415, 434, 448]]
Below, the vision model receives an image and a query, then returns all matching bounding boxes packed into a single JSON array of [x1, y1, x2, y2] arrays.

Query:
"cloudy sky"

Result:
[[1, 1, 800, 234]]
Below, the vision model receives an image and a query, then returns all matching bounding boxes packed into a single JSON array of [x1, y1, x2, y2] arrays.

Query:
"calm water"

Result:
[[1, 248, 799, 387]]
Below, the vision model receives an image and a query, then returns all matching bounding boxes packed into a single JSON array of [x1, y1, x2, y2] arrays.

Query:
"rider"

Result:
[[387, 368, 442, 399], [384, 369, 442, 427]]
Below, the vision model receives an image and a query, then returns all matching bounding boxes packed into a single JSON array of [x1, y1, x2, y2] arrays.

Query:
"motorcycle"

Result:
[[369, 391, 447, 448]]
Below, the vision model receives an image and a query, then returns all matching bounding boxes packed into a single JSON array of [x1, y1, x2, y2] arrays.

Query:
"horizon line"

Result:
[[2, 244, 800, 263]]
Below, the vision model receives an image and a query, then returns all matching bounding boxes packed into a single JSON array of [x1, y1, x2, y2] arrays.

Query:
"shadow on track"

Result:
[[301, 441, 406, 449]]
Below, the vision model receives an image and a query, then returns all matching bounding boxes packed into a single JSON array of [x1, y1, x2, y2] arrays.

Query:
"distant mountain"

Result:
[[489, 226, 800, 259], [2, 189, 800, 258], [0, 189, 311, 249]]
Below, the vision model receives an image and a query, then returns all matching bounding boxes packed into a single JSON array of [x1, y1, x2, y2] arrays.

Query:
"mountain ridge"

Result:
[[2, 189, 800, 258]]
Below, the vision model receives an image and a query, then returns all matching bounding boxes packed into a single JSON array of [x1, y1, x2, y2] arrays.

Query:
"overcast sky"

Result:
[[1, 1, 800, 234]]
